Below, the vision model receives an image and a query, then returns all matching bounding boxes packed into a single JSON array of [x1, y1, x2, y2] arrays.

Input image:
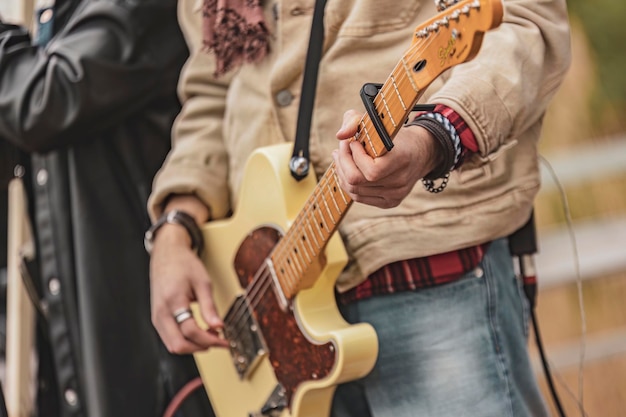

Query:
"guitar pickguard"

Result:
[[232, 226, 336, 408]]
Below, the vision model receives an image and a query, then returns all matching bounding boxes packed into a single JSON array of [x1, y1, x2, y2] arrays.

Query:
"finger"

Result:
[[334, 143, 403, 202], [157, 313, 208, 354], [179, 316, 229, 348], [348, 192, 384, 205], [348, 141, 399, 183], [336, 110, 362, 139], [352, 184, 410, 208], [335, 140, 363, 185], [192, 276, 225, 331]]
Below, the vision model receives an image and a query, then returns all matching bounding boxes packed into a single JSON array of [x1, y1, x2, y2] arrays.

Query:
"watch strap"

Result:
[[144, 210, 204, 256]]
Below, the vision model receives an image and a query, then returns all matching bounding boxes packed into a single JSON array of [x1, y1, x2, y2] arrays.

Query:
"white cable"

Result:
[[539, 155, 588, 417]]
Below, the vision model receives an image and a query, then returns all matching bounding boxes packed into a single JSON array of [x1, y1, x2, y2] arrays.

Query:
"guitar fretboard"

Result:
[[268, 0, 500, 300]]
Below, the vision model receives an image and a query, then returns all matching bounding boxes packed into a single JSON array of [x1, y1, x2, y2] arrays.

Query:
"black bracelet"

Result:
[[407, 116, 456, 181], [144, 210, 204, 256]]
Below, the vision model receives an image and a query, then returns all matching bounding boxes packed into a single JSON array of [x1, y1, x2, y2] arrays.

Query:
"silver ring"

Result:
[[173, 307, 193, 324]]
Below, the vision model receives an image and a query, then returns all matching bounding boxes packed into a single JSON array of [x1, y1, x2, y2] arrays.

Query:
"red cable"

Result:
[[163, 376, 205, 417]]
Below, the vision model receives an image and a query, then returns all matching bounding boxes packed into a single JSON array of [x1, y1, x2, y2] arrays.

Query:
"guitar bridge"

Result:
[[223, 295, 269, 379]]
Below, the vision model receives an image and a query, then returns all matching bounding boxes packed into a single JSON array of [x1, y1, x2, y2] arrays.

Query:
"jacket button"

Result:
[[36, 169, 48, 186], [48, 277, 61, 295], [64, 388, 78, 406], [275, 89, 294, 107]]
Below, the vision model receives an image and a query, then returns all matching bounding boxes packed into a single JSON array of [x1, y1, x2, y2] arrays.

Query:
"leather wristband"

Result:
[[407, 116, 456, 180], [144, 210, 204, 256]]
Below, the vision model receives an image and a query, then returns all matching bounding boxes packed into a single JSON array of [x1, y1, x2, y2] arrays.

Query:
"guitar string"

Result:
[[222, 7, 476, 342]]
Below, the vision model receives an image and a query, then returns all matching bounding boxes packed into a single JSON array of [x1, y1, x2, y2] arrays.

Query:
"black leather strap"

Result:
[[289, 0, 327, 181], [144, 210, 204, 256], [408, 116, 456, 181]]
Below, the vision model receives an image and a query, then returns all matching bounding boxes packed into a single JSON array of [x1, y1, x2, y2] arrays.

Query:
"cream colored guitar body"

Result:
[[193, 143, 378, 417]]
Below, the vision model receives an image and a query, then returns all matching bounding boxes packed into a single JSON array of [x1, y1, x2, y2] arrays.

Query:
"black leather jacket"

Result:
[[0, 1, 210, 416]]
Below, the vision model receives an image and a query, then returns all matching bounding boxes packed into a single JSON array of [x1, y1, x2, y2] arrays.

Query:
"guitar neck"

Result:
[[269, 0, 503, 300]]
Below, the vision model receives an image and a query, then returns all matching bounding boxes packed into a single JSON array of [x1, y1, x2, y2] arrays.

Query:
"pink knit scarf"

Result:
[[202, 0, 270, 76]]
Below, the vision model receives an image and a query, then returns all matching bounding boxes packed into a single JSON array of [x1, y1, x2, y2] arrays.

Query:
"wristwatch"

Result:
[[144, 210, 204, 256]]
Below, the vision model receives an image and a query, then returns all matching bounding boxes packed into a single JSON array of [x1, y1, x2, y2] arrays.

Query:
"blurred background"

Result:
[[531, 0, 626, 416], [1, 0, 625, 416]]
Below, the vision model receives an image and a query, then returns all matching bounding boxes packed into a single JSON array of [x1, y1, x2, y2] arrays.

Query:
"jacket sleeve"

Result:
[[148, 0, 232, 221], [430, 0, 572, 155], [0, 0, 186, 153]]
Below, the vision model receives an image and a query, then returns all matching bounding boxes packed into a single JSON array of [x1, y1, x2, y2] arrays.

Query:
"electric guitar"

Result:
[[192, 1, 503, 415]]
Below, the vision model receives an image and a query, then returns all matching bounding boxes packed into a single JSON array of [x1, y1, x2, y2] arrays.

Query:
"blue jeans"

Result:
[[331, 238, 549, 417]]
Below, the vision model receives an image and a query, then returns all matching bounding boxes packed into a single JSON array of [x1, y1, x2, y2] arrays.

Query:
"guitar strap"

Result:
[[289, 0, 327, 181]]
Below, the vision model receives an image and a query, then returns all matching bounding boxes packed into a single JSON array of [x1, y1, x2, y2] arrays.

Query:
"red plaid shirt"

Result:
[[339, 104, 485, 304]]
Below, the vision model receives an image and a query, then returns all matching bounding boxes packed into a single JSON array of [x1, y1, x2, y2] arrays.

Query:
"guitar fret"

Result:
[[397, 69, 419, 114], [360, 123, 379, 157], [322, 198, 336, 225], [289, 225, 312, 264], [320, 182, 338, 225], [377, 89, 398, 129], [297, 233, 313, 264], [280, 258, 299, 291], [289, 245, 306, 277], [283, 230, 307, 275], [314, 203, 331, 235], [331, 169, 349, 206], [306, 220, 322, 250], [327, 179, 342, 214], [399, 59, 420, 94], [308, 209, 326, 242], [309, 196, 331, 235], [275, 261, 294, 296], [390, 74, 408, 111], [301, 229, 316, 257]]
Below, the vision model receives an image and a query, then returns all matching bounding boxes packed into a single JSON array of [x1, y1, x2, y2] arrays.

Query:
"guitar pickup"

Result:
[[223, 295, 269, 379]]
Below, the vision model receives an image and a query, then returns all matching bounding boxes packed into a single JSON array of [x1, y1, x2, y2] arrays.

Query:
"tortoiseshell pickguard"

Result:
[[233, 226, 336, 406]]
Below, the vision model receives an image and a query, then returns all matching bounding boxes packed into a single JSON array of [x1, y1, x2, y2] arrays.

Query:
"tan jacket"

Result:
[[149, 0, 571, 291]]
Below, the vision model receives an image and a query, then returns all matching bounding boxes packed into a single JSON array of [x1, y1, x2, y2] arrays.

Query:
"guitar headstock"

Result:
[[405, 0, 503, 88]]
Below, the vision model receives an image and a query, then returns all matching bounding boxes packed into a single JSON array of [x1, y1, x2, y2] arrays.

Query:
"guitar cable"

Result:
[[162, 376, 204, 417], [508, 213, 567, 417], [540, 155, 589, 417], [508, 155, 592, 417]]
